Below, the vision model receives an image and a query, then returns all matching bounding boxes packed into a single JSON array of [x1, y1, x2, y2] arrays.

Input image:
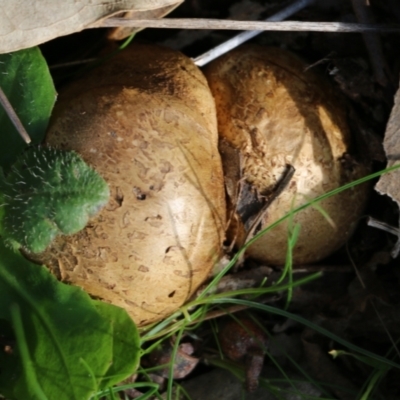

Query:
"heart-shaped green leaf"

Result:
[[0, 243, 140, 400]]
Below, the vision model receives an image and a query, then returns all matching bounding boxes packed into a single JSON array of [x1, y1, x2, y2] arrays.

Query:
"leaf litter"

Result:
[[0, 0, 183, 53]]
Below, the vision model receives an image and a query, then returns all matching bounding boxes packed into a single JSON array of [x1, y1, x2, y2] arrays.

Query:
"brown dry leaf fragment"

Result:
[[144, 340, 199, 380], [218, 316, 268, 392], [107, 3, 181, 40], [375, 77, 400, 255], [0, 0, 182, 53]]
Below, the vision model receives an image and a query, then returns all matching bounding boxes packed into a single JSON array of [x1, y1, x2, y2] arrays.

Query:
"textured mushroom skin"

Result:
[[204, 45, 369, 265], [39, 43, 226, 326]]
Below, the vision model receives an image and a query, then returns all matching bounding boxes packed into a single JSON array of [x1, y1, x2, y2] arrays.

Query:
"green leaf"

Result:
[[0, 242, 140, 400], [94, 302, 141, 390], [0, 147, 110, 253], [0, 47, 56, 168]]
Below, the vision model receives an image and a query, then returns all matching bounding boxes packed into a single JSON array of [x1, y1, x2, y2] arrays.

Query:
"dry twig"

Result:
[[98, 18, 400, 34], [0, 86, 31, 144], [192, 0, 315, 66]]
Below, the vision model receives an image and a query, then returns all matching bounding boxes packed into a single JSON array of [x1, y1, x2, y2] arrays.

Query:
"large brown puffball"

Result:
[[39, 43, 226, 326], [204, 45, 369, 265]]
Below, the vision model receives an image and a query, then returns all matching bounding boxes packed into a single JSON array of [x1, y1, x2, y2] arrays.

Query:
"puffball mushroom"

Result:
[[37, 43, 226, 326], [204, 45, 369, 265]]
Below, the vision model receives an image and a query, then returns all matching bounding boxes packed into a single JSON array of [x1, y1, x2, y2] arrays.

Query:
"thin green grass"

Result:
[[95, 382, 160, 400], [98, 164, 400, 399]]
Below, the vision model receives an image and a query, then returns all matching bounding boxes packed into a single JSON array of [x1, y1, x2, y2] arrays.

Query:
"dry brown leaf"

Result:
[[375, 77, 400, 254], [107, 5, 182, 40], [0, 0, 183, 53], [376, 80, 400, 198]]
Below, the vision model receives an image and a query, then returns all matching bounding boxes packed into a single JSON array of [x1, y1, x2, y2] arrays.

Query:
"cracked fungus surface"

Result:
[[205, 45, 369, 265], [40, 44, 226, 326]]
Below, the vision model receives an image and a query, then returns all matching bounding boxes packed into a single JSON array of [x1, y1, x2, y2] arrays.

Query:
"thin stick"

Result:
[[0, 86, 31, 144], [193, 0, 315, 67], [98, 18, 400, 34]]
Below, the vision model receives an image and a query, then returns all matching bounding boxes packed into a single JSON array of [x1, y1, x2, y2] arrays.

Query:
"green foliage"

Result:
[[0, 47, 56, 168], [0, 47, 139, 400], [0, 242, 140, 400], [0, 147, 110, 253]]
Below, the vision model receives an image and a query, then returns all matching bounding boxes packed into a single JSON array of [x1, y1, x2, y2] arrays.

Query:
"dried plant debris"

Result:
[[143, 339, 200, 381], [375, 79, 400, 256], [218, 316, 268, 392], [107, 3, 183, 40], [0, 0, 183, 53]]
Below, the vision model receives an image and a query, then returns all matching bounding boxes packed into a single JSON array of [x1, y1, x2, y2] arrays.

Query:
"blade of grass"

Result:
[[245, 164, 400, 255], [133, 387, 161, 400], [141, 273, 322, 342], [266, 339, 333, 398], [210, 298, 400, 369], [196, 164, 400, 303], [167, 327, 184, 400], [106, 386, 117, 400], [358, 368, 387, 400], [283, 223, 301, 308], [173, 383, 193, 400], [94, 382, 160, 399], [190, 272, 322, 306]]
